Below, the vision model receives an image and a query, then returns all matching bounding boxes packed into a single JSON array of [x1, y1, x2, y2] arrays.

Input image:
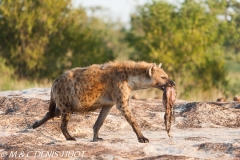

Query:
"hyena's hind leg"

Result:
[[60, 110, 75, 141], [32, 94, 60, 129], [93, 105, 113, 141], [32, 102, 60, 129]]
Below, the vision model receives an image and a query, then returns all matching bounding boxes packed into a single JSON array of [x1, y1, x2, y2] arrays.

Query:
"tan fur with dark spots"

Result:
[[32, 60, 175, 143]]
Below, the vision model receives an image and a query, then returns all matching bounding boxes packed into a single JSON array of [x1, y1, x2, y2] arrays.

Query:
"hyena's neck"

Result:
[[127, 74, 153, 90]]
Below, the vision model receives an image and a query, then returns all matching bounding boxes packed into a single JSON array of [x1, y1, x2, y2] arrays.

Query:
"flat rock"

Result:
[[0, 88, 239, 159]]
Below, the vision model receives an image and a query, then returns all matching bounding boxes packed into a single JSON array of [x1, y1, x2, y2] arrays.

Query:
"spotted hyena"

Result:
[[32, 61, 175, 143]]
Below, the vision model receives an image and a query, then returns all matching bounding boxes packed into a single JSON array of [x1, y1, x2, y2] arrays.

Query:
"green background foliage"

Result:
[[126, 0, 228, 98], [0, 0, 239, 101], [0, 0, 117, 79]]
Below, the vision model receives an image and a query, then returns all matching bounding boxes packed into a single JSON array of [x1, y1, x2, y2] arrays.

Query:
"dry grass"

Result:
[[0, 77, 51, 91]]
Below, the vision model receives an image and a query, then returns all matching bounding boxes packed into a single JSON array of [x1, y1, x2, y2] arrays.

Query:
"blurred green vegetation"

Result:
[[126, 0, 240, 100], [0, 0, 239, 101]]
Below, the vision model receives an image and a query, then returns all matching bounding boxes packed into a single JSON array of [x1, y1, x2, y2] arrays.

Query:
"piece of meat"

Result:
[[162, 86, 177, 137]]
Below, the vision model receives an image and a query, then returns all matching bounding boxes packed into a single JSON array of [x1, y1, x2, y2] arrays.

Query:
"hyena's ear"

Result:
[[148, 64, 157, 77], [158, 63, 162, 68]]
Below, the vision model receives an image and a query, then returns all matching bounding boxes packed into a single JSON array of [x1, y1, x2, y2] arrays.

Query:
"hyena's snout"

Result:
[[167, 79, 175, 87], [157, 79, 175, 90]]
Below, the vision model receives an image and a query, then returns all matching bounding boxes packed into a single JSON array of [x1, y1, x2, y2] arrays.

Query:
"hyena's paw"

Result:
[[168, 133, 172, 137], [92, 137, 104, 142], [32, 121, 39, 129], [138, 137, 149, 143], [66, 137, 76, 141]]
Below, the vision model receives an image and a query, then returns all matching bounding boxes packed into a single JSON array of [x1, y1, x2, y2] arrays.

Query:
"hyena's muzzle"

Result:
[[167, 79, 175, 87]]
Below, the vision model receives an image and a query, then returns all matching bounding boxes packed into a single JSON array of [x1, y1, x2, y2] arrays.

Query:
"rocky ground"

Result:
[[0, 88, 239, 160]]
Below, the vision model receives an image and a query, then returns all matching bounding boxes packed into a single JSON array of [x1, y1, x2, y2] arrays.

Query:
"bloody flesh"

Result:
[[162, 86, 176, 137]]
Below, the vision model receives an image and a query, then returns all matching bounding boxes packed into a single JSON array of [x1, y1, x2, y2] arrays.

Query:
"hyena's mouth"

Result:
[[161, 86, 165, 91], [158, 82, 175, 91], [157, 85, 166, 91]]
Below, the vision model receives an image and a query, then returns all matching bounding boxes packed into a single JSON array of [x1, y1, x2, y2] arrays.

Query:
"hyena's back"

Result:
[[52, 65, 112, 113]]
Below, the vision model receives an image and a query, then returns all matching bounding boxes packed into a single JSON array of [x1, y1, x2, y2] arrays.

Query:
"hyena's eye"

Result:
[[161, 76, 167, 80]]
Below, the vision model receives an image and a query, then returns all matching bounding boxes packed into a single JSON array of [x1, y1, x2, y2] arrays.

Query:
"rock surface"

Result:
[[0, 88, 239, 159]]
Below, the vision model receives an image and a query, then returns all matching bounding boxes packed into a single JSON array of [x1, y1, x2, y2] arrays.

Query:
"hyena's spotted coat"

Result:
[[33, 61, 175, 143]]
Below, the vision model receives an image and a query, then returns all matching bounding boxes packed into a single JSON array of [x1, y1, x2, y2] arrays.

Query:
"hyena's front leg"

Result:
[[93, 105, 113, 141], [114, 85, 149, 143], [118, 99, 149, 143]]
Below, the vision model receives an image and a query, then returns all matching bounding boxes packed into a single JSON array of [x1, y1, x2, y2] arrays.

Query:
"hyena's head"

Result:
[[148, 63, 175, 90]]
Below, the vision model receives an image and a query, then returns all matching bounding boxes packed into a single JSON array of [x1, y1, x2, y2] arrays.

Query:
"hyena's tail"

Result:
[[48, 92, 57, 118], [32, 91, 60, 129]]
